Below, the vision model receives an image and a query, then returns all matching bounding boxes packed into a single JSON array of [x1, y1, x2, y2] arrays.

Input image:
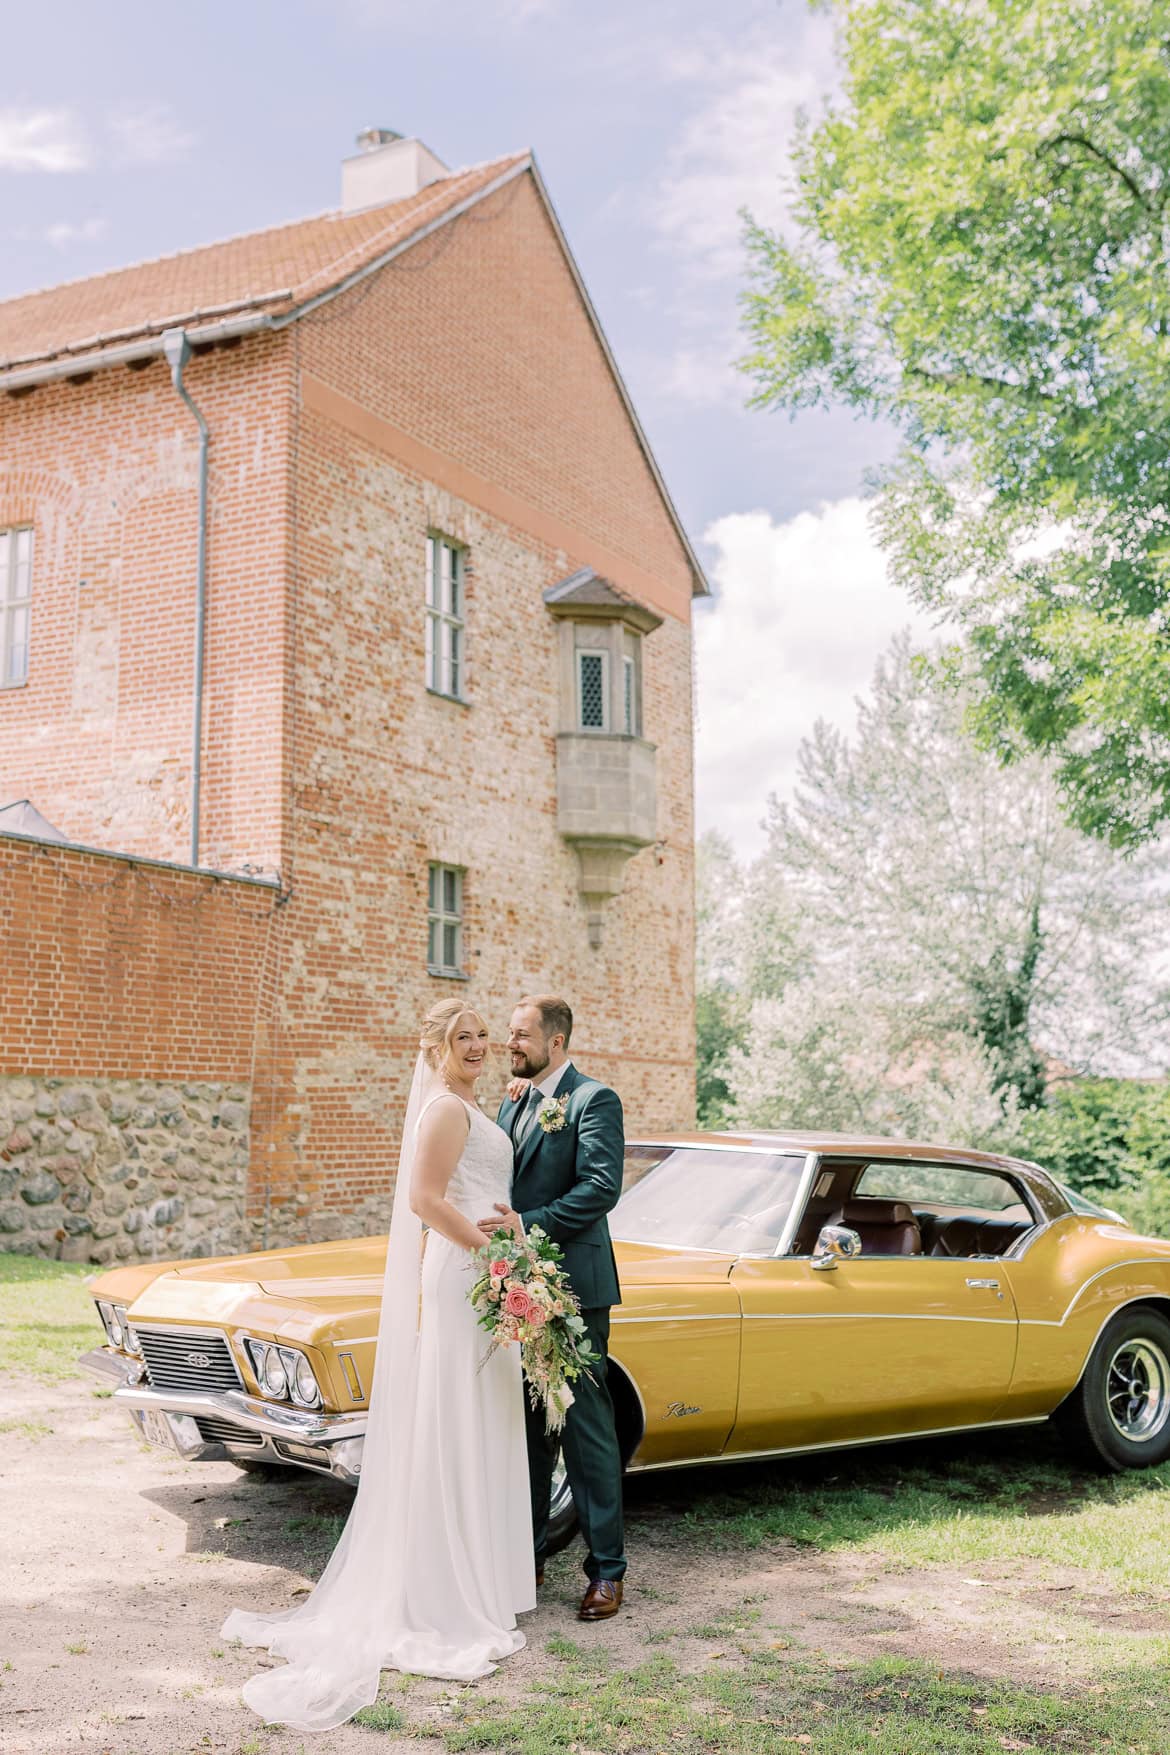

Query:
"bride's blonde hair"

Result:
[[419, 997, 490, 1078]]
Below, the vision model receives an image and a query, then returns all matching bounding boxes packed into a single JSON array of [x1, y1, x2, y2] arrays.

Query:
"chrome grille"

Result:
[[137, 1327, 242, 1394], [195, 1416, 263, 1448]]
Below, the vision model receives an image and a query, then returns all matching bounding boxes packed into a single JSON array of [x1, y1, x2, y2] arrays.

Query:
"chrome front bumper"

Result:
[[79, 1347, 367, 1485]]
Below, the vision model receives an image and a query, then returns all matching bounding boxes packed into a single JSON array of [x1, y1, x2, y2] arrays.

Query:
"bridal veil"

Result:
[[221, 1051, 441, 1729]]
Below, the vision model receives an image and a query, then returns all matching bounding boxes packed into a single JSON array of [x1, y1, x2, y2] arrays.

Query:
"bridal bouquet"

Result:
[[469, 1226, 600, 1432]]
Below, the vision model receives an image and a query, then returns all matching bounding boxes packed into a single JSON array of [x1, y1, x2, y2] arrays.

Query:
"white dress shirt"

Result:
[[531, 1057, 573, 1101]]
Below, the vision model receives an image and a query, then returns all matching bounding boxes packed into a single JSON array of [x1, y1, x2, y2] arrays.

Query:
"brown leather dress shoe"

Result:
[[578, 1580, 623, 1620], [535, 1564, 545, 1588]]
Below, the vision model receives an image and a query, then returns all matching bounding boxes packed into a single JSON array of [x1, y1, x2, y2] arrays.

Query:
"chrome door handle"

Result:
[[966, 1277, 1000, 1289]]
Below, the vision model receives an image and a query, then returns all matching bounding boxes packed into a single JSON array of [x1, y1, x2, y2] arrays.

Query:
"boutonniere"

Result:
[[537, 1094, 570, 1134]]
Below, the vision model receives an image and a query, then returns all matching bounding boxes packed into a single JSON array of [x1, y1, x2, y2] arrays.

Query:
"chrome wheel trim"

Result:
[[1105, 1338, 1170, 1443], [549, 1450, 573, 1521]]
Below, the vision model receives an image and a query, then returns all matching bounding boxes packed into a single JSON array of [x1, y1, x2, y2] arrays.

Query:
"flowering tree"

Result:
[[706, 640, 1170, 1140]]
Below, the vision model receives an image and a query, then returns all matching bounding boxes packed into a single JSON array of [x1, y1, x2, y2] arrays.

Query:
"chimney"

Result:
[[341, 128, 450, 213]]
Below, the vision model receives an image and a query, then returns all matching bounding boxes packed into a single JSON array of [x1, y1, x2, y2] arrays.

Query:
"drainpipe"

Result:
[[161, 327, 209, 869]]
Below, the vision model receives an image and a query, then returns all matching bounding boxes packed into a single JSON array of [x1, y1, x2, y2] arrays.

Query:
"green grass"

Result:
[[0, 1255, 97, 1382], [666, 1438, 1170, 1594], [0, 1417, 52, 1439], [442, 1649, 1170, 1755], [280, 1511, 348, 1575], [354, 1700, 406, 1731]]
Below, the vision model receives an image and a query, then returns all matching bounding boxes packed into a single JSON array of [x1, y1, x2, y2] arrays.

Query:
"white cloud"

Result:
[[0, 107, 89, 173], [656, 340, 745, 410], [107, 102, 195, 166], [618, 20, 838, 410], [652, 29, 836, 279], [338, 0, 555, 26], [694, 498, 938, 856], [42, 217, 107, 249]]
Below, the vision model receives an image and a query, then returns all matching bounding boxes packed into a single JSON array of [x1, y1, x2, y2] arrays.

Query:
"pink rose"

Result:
[[490, 1260, 509, 1280], [504, 1287, 532, 1319], [526, 1305, 547, 1330]]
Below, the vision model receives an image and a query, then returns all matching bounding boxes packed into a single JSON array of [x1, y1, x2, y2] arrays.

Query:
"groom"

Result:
[[478, 994, 627, 1621]]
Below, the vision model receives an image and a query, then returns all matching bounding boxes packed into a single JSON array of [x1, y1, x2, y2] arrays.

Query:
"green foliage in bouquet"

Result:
[[469, 1225, 600, 1432]]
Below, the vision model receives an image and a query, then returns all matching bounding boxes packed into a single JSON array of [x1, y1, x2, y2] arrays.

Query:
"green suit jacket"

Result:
[[498, 1063, 624, 1310]]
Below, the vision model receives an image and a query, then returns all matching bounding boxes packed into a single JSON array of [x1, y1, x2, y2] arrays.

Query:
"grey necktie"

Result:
[[514, 1085, 543, 1149]]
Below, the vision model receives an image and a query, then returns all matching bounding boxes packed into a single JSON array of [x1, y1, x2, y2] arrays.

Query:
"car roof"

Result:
[[626, 1129, 1047, 1180]]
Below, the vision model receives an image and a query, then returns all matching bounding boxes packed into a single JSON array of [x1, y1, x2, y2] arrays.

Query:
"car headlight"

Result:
[[292, 1352, 322, 1408], [97, 1300, 123, 1349], [262, 1346, 288, 1398], [244, 1338, 322, 1408], [114, 1304, 141, 1356]]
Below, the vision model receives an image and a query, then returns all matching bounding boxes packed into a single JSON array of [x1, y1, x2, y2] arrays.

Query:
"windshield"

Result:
[[613, 1146, 808, 1253]]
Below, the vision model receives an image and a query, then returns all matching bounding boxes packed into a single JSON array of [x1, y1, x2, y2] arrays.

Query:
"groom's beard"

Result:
[[510, 1049, 549, 1080]]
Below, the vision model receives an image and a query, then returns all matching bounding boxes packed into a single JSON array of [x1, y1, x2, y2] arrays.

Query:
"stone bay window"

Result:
[[544, 568, 662, 947]]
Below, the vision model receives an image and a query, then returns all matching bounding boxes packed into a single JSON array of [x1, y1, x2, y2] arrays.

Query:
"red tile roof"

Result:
[[0, 153, 528, 370]]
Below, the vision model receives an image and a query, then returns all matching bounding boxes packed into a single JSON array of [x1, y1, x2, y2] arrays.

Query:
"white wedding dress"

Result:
[[221, 1063, 534, 1732]]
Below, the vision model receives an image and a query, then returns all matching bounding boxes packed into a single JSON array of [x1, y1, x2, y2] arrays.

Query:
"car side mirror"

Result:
[[811, 1224, 862, 1272]]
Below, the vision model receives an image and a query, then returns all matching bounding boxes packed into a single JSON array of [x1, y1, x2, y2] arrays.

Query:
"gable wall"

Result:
[[254, 173, 697, 1232], [296, 171, 696, 623], [0, 335, 293, 874]]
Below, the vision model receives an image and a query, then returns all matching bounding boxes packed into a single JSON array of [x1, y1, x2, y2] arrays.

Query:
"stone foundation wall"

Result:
[[0, 1077, 251, 1264]]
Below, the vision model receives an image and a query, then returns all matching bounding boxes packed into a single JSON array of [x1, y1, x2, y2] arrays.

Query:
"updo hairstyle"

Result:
[[419, 998, 490, 1080]]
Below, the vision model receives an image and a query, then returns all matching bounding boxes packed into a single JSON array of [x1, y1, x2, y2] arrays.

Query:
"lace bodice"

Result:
[[440, 1098, 514, 1220]]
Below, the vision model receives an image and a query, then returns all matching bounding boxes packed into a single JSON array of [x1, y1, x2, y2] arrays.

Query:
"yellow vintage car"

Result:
[[81, 1130, 1170, 1549]]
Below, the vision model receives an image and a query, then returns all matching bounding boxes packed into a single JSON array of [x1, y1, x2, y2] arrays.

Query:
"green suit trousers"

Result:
[[525, 1305, 626, 1582]]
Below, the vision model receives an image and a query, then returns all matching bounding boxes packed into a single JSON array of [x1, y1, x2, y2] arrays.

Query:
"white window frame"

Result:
[[576, 647, 610, 732], [425, 533, 465, 700], [0, 526, 33, 689], [622, 653, 638, 736], [427, 863, 465, 977]]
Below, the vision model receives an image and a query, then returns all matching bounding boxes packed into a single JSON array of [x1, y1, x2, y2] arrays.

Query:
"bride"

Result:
[[221, 999, 535, 1731]]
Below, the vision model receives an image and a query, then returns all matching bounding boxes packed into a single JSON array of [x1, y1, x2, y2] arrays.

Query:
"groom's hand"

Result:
[[477, 1202, 523, 1239]]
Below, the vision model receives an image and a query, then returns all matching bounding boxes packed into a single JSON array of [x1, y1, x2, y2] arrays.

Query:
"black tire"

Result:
[[545, 1449, 579, 1556], [1057, 1305, 1170, 1471]]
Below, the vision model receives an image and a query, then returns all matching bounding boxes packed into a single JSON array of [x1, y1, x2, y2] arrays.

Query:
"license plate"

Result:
[[136, 1408, 178, 1451]]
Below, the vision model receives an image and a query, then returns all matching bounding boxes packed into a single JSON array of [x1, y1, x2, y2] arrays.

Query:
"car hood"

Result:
[[116, 1234, 736, 1341], [167, 1234, 390, 1291], [123, 1236, 389, 1345]]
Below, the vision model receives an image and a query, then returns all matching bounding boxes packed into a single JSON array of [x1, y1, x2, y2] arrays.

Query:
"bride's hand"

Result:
[[506, 1077, 530, 1103], [490, 1202, 525, 1240]]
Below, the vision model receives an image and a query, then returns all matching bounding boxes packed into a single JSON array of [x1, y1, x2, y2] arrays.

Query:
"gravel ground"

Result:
[[0, 1370, 1150, 1755]]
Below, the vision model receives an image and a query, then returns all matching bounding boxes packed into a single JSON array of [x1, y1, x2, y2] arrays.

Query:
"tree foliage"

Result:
[[1016, 1077, 1170, 1234], [701, 639, 1170, 1141], [741, 0, 1170, 846], [695, 832, 749, 1127]]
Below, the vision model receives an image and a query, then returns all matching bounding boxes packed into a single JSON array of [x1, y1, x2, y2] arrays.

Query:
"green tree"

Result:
[[1016, 1078, 1170, 1234], [741, 0, 1170, 847], [694, 831, 749, 1126]]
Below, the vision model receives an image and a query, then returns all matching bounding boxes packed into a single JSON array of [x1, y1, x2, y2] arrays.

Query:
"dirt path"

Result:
[[0, 1374, 1153, 1755]]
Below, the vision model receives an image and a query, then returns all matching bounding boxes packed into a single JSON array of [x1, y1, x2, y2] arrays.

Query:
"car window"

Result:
[[1051, 1178, 1126, 1224], [855, 1160, 1026, 1214], [613, 1148, 807, 1253]]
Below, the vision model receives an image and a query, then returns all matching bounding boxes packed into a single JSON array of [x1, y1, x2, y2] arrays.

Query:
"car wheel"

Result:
[[1058, 1306, 1170, 1471], [546, 1450, 579, 1555]]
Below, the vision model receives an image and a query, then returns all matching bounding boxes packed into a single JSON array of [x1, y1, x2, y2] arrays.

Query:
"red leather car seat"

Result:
[[830, 1199, 922, 1256]]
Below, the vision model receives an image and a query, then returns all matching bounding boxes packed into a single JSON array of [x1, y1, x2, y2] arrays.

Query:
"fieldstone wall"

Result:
[[0, 1076, 251, 1264]]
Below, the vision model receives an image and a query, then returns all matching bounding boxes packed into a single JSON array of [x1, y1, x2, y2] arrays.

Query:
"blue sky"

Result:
[[1, 0, 920, 854]]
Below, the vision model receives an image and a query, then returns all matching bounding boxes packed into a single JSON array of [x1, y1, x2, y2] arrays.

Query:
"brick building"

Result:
[[0, 133, 704, 1263]]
